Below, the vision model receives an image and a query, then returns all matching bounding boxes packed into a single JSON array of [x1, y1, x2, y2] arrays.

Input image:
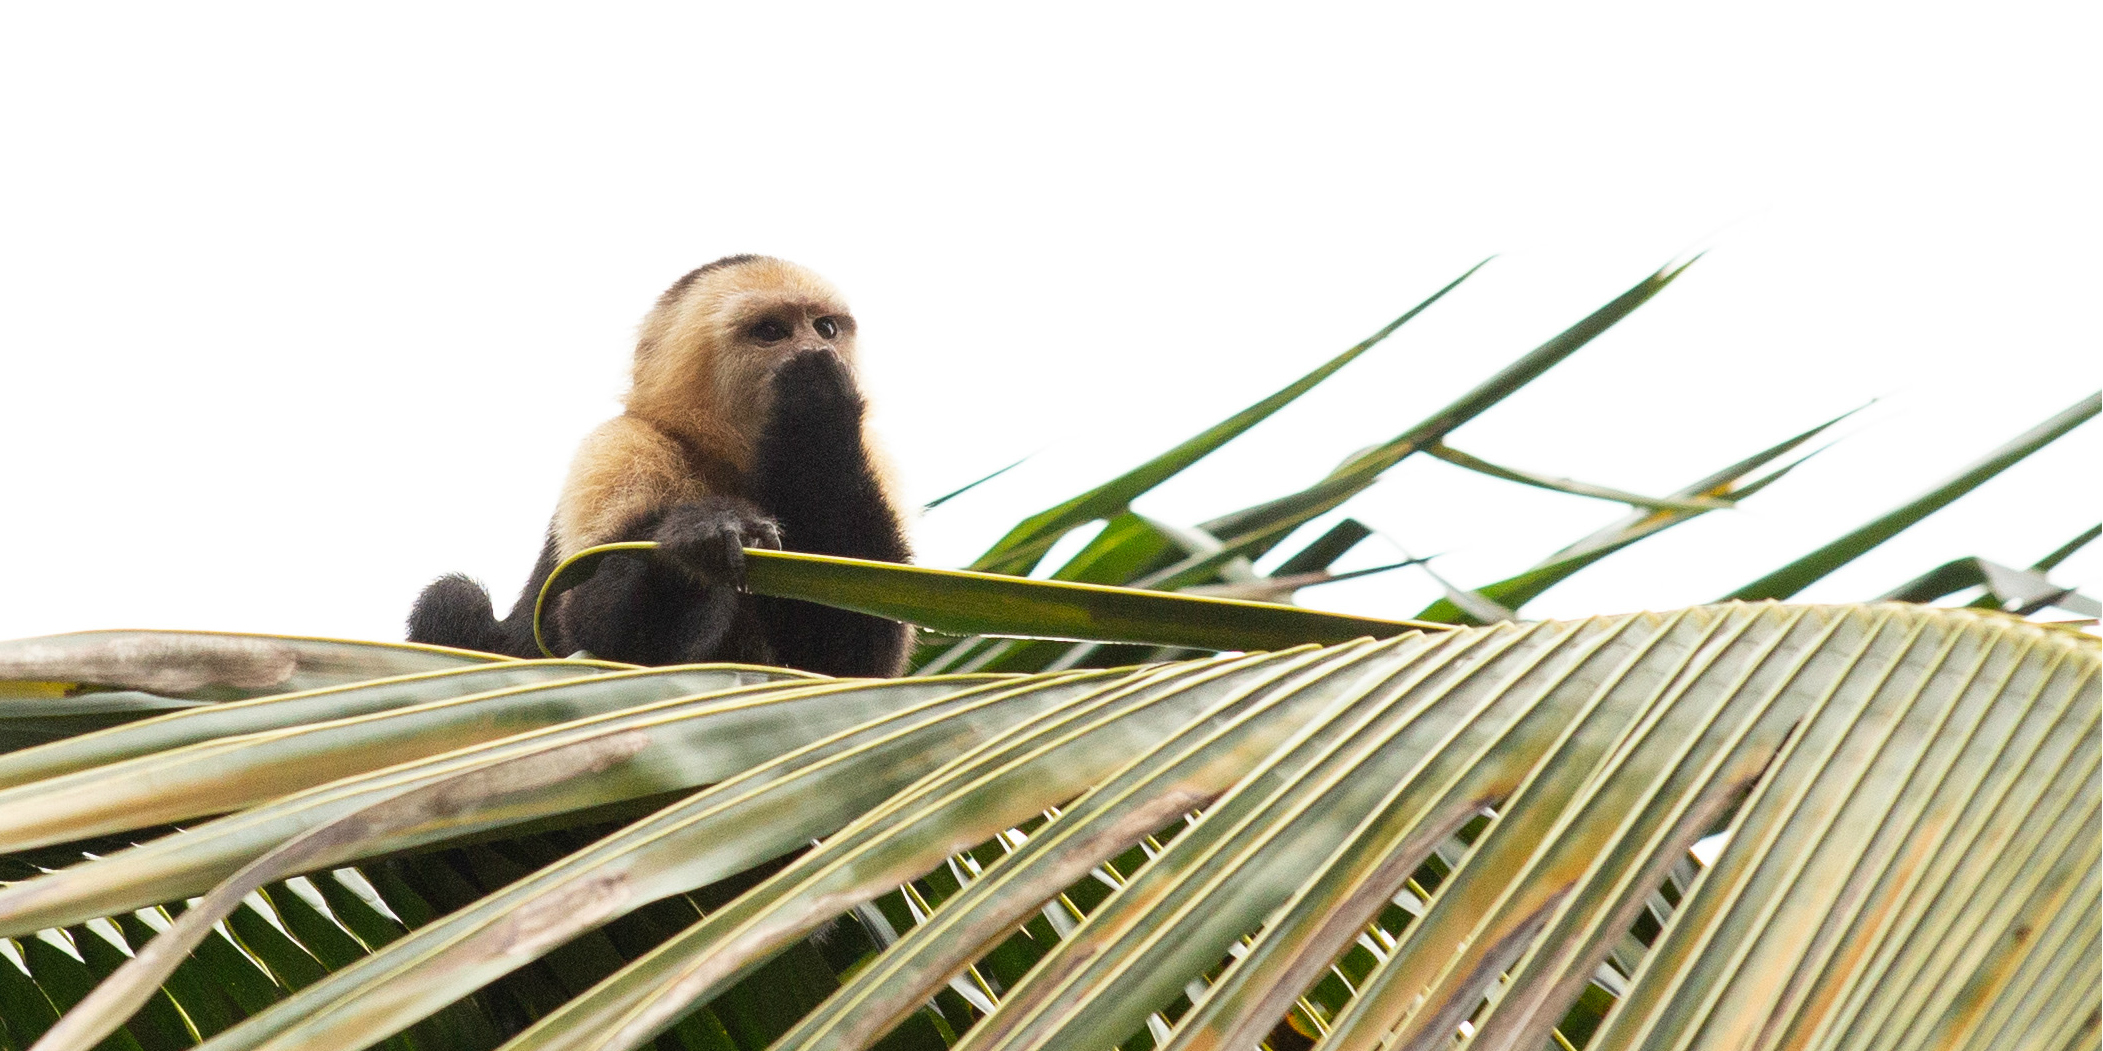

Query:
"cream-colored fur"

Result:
[[629, 257, 852, 473], [551, 257, 900, 560], [552, 416, 709, 558]]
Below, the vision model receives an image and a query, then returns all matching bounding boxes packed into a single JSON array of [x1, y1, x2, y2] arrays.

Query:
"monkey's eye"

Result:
[[814, 317, 840, 340], [748, 319, 791, 343]]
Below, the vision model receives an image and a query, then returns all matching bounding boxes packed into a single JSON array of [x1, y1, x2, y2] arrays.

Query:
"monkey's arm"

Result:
[[750, 350, 912, 563], [551, 417, 716, 559], [749, 350, 914, 676], [532, 418, 781, 665]]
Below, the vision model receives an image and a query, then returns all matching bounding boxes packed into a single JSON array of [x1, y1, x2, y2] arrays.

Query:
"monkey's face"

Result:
[[724, 299, 856, 396], [628, 256, 858, 466], [711, 285, 858, 433]]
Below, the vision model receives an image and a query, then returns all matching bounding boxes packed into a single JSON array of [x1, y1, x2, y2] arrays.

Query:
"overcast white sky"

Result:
[[1, 4, 2096, 645]]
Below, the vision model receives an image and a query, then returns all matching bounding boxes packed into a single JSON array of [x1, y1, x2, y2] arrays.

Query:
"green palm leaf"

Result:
[[968, 260, 1490, 577], [537, 545, 1444, 658], [0, 632, 501, 751], [1163, 257, 1699, 588], [1413, 406, 1854, 623], [6, 252, 2096, 1051], [6, 606, 2093, 1051], [1724, 393, 2100, 602]]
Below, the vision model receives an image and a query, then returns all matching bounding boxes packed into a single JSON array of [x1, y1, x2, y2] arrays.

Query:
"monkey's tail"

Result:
[[407, 573, 510, 655]]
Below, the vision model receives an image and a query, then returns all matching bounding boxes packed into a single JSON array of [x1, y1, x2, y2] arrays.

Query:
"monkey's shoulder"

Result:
[[553, 415, 715, 558]]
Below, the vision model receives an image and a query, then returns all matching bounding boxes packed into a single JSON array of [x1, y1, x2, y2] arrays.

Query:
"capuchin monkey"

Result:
[[407, 255, 914, 676]]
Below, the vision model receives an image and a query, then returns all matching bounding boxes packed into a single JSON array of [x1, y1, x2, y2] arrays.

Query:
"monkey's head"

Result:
[[627, 255, 858, 469]]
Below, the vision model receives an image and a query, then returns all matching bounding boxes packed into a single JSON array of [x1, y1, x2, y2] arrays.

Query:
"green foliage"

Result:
[[1, 258, 2097, 1051]]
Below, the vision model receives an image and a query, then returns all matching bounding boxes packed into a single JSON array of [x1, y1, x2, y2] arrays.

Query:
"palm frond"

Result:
[[2, 604, 2092, 1051]]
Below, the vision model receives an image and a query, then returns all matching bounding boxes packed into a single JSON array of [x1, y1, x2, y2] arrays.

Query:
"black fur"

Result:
[[654, 254, 763, 312], [404, 574, 505, 655], [748, 350, 914, 677], [408, 349, 913, 676]]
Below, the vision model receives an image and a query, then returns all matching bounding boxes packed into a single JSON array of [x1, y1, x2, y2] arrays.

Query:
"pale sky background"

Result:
[[1, 4, 2096, 645]]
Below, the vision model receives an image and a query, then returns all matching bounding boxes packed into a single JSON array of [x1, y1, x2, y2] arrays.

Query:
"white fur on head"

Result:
[[626, 256, 854, 473]]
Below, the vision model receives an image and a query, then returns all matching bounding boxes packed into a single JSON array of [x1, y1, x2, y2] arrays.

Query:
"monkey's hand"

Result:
[[768, 348, 866, 437], [652, 499, 783, 588]]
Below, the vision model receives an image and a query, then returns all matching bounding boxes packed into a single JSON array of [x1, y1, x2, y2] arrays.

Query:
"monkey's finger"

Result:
[[717, 534, 748, 584]]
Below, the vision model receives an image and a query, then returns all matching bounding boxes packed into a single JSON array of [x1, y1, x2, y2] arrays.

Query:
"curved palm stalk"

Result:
[[535, 545, 1439, 659], [918, 519, 1417, 677]]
